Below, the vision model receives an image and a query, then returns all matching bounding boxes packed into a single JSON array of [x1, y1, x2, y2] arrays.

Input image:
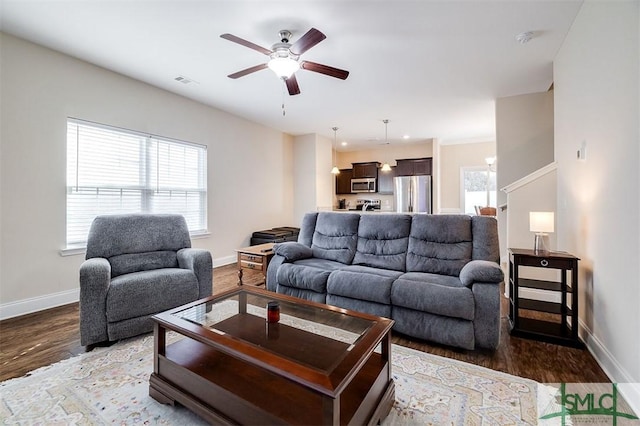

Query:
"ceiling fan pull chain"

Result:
[[282, 83, 286, 116]]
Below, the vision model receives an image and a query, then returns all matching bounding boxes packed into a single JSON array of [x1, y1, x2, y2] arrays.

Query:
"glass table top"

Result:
[[171, 290, 376, 373]]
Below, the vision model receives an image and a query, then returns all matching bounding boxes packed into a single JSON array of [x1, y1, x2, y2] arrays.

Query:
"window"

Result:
[[460, 166, 496, 215], [66, 119, 207, 247]]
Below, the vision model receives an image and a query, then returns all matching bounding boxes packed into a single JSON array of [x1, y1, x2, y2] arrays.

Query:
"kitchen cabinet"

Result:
[[508, 248, 583, 348], [335, 168, 353, 194], [377, 166, 395, 195], [396, 158, 432, 176], [352, 162, 379, 178]]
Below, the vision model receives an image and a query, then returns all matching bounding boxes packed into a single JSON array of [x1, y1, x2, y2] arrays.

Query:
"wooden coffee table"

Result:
[[149, 286, 395, 425]]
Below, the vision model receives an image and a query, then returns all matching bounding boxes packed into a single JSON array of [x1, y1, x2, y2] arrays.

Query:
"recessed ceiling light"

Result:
[[341, 141, 348, 146], [403, 135, 410, 139]]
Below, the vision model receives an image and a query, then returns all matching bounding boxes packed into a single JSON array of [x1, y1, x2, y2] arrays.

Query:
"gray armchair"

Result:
[[79, 214, 212, 346]]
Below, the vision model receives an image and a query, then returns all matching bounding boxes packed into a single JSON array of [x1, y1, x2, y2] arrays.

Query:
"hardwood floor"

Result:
[[0, 264, 608, 384]]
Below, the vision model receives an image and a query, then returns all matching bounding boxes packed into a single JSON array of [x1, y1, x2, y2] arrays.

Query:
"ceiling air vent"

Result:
[[174, 75, 198, 85]]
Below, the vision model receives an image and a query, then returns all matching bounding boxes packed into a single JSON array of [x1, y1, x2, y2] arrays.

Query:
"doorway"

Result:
[[460, 166, 496, 215]]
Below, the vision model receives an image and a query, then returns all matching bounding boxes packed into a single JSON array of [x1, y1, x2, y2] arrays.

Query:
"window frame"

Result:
[[63, 118, 208, 253]]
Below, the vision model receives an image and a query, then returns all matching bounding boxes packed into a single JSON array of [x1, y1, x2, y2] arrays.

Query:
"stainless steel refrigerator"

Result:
[[394, 175, 432, 213]]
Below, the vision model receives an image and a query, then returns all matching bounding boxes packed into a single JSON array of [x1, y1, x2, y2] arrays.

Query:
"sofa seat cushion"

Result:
[[106, 268, 198, 322], [407, 215, 473, 276], [352, 214, 412, 272], [327, 266, 403, 305], [391, 277, 475, 320], [327, 294, 392, 319], [276, 259, 344, 293], [392, 307, 475, 350], [311, 212, 360, 264], [398, 272, 465, 288], [109, 250, 178, 278], [276, 286, 327, 304]]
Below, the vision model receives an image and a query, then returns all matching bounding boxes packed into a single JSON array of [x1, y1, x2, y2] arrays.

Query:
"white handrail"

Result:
[[500, 162, 557, 194]]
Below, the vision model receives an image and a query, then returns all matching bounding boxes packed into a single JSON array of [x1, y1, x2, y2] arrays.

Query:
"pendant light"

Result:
[[330, 127, 340, 175], [380, 119, 392, 172]]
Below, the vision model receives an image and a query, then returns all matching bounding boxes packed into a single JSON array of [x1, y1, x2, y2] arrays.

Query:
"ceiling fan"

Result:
[[220, 28, 349, 96]]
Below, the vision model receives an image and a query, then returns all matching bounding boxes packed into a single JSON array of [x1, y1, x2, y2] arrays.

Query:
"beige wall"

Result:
[[293, 134, 318, 224], [438, 141, 495, 213], [554, 0, 639, 411], [315, 134, 334, 212], [0, 33, 294, 316], [495, 90, 554, 260], [496, 91, 554, 207], [292, 133, 334, 224]]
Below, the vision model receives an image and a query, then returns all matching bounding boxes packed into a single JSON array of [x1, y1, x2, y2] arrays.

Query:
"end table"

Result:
[[508, 248, 584, 348], [235, 243, 275, 286]]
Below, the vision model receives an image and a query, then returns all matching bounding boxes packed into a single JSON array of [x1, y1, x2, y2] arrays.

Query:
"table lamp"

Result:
[[529, 211, 554, 254]]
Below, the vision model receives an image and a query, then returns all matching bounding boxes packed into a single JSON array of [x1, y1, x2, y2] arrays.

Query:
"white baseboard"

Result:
[[0, 288, 79, 321], [0, 255, 239, 321], [213, 255, 236, 268], [579, 320, 640, 418]]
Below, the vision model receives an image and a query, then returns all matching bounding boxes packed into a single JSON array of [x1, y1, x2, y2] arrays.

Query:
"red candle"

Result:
[[266, 301, 280, 323]]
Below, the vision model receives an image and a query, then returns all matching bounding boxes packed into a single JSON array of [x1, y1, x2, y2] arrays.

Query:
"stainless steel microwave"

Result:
[[351, 178, 377, 193]]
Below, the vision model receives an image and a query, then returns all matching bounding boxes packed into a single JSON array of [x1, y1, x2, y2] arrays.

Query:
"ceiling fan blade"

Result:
[[220, 33, 272, 56], [300, 61, 349, 80], [227, 63, 268, 79], [285, 74, 301, 96], [290, 28, 326, 55]]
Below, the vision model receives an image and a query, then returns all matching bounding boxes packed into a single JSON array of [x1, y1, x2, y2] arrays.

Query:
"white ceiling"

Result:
[[0, 1, 582, 150]]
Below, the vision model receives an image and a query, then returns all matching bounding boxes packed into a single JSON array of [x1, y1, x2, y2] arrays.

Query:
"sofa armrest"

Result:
[[274, 242, 313, 262], [266, 254, 286, 292], [79, 257, 111, 346], [178, 248, 213, 300], [459, 260, 504, 287]]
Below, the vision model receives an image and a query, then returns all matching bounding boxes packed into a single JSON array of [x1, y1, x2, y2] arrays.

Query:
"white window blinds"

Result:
[[66, 119, 207, 247]]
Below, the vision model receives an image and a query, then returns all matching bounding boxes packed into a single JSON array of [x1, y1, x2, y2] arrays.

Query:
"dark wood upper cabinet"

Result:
[[395, 158, 432, 176], [352, 162, 380, 178], [377, 166, 395, 195], [335, 168, 353, 194]]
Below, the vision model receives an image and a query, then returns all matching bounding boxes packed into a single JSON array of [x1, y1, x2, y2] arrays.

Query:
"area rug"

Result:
[[0, 328, 541, 425]]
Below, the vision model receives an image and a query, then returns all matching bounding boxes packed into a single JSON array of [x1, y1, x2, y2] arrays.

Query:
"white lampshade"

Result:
[[330, 166, 340, 175], [268, 57, 300, 78], [381, 162, 392, 172], [529, 212, 555, 233]]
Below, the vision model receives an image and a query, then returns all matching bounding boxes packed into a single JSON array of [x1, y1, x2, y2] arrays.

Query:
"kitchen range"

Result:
[[351, 199, 381, 211]]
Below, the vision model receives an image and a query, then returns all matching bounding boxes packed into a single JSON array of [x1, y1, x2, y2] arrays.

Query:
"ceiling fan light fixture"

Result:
[[331, 126, 340, 175], [268, 57, 300, 78]]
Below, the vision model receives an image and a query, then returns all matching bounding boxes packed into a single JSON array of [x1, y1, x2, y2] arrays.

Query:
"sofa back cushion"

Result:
[[352, 214, 412, 271], [86, 214, 191, 259], [298, 212, 319, 247], [406, 215, 473, 276], [109, 250, 179, 278], [471, 216, 500, 262], [311, 212, 360, 264]]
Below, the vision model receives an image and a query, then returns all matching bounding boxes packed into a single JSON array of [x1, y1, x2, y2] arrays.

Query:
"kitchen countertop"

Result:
[[332, 208, 396, 214]]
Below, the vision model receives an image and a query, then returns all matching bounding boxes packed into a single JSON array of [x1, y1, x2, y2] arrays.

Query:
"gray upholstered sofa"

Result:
[[79, 214, 212, 346], [267, 212, 503, 350]]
